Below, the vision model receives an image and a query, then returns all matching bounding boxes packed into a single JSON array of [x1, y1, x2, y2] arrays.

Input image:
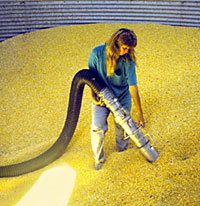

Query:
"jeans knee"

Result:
[[92, 129, 102, 132], [91, 128, 105, 136], [91, 123, 108, 134]]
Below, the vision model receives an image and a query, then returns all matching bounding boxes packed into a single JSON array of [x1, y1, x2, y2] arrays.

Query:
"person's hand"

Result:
[[136, 113, 145, 128], [91, 90, 105, 106], [93, 97, 105, 106]]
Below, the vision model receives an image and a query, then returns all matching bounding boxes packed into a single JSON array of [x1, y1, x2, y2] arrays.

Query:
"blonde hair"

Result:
[[105, 28, 137, 76]]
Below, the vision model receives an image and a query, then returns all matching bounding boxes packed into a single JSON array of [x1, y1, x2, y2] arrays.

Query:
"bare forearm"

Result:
[[129, 85, 143, 114], [129, 85, 145, 127]]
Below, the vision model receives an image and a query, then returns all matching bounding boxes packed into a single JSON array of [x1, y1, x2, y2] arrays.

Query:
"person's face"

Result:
[[119, 45, 130, 56]]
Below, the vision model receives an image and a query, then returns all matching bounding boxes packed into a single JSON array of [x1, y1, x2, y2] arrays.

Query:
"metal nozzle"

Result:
[[99, 88, 159, 162]]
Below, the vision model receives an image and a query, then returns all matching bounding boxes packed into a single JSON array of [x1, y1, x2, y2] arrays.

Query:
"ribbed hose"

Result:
[[0, 69, 106, 177]]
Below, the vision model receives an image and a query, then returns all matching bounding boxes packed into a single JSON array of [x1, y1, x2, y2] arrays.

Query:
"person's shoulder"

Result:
[[91, 44, 106, 55]]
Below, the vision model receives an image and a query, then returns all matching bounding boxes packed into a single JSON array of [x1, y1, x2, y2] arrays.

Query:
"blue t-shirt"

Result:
[[88, 44, 137, 110]]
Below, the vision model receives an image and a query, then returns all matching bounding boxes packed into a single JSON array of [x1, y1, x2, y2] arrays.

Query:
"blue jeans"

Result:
[[91, 103, 130, 163]]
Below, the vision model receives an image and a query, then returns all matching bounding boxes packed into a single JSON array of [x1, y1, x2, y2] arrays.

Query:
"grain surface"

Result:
[[0, 23, 199, 206]]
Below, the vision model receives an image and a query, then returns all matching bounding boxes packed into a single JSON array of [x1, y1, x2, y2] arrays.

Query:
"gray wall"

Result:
[[0, 0, 200, 42]]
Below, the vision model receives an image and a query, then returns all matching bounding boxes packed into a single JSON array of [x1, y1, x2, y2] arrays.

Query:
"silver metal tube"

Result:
[[99, 88, 159, 162]]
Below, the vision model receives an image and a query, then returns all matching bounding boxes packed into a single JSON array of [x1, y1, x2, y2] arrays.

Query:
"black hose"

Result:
[[0, 69, 106, 177]]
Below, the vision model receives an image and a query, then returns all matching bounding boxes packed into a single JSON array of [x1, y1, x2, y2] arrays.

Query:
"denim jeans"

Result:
[[91, 103, 130, 163]]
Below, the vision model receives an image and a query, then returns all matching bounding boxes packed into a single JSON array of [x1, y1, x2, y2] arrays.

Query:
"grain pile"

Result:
[[0, 23, 199, 206]]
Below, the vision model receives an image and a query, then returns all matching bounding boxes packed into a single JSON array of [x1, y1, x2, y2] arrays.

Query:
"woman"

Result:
[[88, 28, 145, 170]]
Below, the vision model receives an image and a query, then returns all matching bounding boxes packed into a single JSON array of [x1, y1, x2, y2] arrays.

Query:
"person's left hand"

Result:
[[137, 113, 145, 128]]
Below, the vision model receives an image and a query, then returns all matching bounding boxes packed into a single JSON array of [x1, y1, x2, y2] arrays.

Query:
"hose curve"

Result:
[[0, 69, 106, 177]]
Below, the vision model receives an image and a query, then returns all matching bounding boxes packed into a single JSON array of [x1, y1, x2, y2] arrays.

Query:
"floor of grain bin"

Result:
[[0, 23, 199, 206]]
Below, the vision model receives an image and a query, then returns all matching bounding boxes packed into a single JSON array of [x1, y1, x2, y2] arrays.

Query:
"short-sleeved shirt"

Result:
[[88, 44, 137, 110]]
